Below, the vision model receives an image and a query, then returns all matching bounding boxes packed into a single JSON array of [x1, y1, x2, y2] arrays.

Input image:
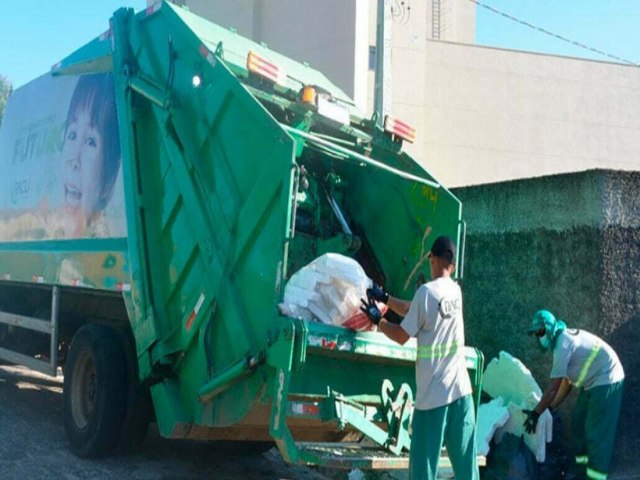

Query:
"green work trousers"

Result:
[[409, 394, 479, 480], [573, 380, 624, 480]]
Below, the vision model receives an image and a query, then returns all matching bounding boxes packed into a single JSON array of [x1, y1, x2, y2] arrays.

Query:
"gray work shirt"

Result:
[[401, 277, 472, 410], [551, 329, 624, 390]]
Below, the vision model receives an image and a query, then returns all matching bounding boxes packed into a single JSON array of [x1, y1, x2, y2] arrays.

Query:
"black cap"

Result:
[[430, 236, 456, 263]]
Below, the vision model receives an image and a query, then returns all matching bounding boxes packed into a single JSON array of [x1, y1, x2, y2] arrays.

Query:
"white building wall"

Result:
[[419, 42, 640, 187], [178, 0, 368, 110]]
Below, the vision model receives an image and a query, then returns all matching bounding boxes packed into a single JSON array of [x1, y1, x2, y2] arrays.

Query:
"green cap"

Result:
[[528, 309, 567, 350], [528, 309, 556, 333]]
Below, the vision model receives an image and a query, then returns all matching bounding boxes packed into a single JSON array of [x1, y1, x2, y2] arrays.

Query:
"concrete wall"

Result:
[[420, 42, 640, 188], [176, 0, 369, 109], [454, 169, 640, 474]]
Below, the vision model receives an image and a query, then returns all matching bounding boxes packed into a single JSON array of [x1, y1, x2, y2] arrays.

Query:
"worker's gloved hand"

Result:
[[522, 409, 540, 434], [367, 284, 389, 304], [360, 296, 382, 325]]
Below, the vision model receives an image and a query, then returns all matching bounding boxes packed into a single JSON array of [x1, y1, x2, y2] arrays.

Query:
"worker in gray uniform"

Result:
[[360, 236, 478, 480], [525, 309, 624, 480]]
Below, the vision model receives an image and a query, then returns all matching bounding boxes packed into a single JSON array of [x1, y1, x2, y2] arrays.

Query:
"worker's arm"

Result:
[[387, 296, 411, 317], [550, 378, 572, 410], [378, 318, 410, 345], [361, 287, 411, 344], [367, 284, 411, 317], [534, 377, 564, 415], [523, 377, 564, 434]]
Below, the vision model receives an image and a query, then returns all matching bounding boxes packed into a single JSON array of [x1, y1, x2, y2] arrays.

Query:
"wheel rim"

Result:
[[70, 349, 96, 430]]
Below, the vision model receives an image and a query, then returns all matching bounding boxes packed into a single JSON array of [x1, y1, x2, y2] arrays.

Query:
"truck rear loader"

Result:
[[0, 1, 483, 470]]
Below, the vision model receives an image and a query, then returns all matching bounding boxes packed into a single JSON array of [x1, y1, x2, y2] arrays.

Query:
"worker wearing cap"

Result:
[[525, 310, 624, 480], [360, 236, 478, 480]]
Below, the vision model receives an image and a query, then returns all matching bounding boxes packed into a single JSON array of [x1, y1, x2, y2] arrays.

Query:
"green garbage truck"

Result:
[[0, 1, 483, 470]]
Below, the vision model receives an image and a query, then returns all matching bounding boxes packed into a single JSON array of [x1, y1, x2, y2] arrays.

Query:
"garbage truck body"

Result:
[[0, 1, 483, 468]]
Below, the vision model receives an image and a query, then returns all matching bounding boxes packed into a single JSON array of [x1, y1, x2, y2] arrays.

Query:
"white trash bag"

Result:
[[279, 253, 375, 331]]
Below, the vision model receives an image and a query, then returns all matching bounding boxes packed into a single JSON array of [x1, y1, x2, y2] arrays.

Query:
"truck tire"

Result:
[[63, 323, 127, 457], [117, 379, 153, 453]]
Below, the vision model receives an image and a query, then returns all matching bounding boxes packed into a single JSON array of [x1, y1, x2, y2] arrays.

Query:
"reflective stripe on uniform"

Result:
[[586, 467, 608, 480], [417, 341, 460, 359], [575, 340, 602, 388], [575, 455, 589, 464]]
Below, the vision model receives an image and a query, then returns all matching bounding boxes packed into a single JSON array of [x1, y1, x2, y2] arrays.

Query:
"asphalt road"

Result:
[[0, 364, 341, 480]]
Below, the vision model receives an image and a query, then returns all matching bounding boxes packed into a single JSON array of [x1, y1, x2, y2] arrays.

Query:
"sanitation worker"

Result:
[[360, 236, 478, 480], [524, 309, 624, 480]]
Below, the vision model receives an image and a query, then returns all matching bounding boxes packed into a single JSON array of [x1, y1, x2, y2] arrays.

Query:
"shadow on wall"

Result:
[[460, 227, 638, 475], [607, 314, 640, 475], [461, 227, 601, 383]]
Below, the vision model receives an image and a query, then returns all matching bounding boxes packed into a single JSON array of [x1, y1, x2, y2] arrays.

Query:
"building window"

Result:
[[369, 46, 377, 71]]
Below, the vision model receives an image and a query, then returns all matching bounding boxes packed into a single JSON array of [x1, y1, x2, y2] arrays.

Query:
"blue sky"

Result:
[[0, 1, 146, 88], [475, 0, 640, 65], [1, 1, 638, 89]]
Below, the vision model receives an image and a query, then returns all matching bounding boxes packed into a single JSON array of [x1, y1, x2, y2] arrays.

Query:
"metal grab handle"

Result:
[[281, 125, 440, 189], [458, 219, 467, 280]]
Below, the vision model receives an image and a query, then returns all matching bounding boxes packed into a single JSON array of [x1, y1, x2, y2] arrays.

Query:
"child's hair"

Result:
[[65, 73, 121, 211]]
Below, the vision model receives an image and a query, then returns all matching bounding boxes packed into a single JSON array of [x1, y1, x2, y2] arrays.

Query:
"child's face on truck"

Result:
[[62, 108, 103, 226]]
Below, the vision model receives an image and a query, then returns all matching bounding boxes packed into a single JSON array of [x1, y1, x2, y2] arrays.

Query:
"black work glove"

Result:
[[360, 295, 382, 325], [367, 283, 389, 304], [522, 409, 540, 434]]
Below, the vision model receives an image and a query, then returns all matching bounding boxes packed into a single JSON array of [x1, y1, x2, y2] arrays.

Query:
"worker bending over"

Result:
[[361, 236, 478, 480], [525, 309, 624, 480]]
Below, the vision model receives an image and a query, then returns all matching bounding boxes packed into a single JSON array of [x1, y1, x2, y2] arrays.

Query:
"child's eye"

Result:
[[86, 136, 97, 148], [66, 130, 77, 141]]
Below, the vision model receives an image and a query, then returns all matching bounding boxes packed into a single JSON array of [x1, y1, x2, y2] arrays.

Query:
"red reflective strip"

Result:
[[388, 119, 415, 136], [186, 311, 197, 331], [303, 404, 320, 416], [385, 116, 415, 135], [386, 116, 416, 142], [186, 293, 205, 331], [247, 52, 282, 83], [393, 119, 412, 130], [393, 128, 416, 142], [199, 44, 216, 66], [393, 124, 415, 136], [250, 58, 279, 75], [321, 338, 338, 349], [248, 59, 280, 77]]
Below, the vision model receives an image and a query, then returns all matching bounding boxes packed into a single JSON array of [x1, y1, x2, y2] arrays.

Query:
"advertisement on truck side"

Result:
[[0, 73, 126, 241]]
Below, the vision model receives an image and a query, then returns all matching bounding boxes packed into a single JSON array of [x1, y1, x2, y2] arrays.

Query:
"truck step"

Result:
[[297, 442, 409, 469], [296, 442, 486, 477]]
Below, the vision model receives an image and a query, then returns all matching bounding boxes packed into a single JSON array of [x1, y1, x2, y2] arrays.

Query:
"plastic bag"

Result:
[[280, 253, 376, 331], [482, 433, 538, 480]]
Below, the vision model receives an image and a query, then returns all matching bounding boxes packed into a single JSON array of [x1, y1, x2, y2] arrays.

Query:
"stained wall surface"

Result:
[[454, 169, 640, 474]]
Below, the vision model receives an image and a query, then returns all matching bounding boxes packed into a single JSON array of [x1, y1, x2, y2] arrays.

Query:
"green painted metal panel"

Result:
[[106, 1, 465, 436], [110, 5, 297, 429]]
